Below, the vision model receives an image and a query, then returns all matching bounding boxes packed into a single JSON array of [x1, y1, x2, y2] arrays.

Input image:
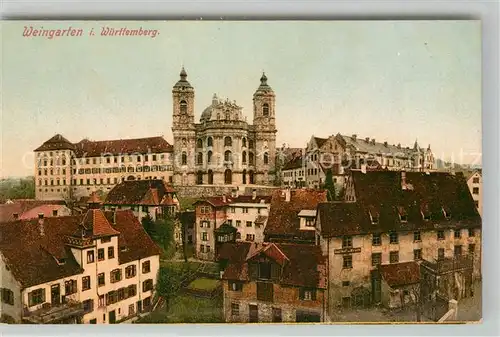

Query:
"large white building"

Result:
[[0, 195, 160, 324], [34, 135, 174, 201]]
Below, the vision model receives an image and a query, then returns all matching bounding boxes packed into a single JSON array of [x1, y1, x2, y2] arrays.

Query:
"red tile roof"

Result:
[[104, 179, 178, 206], [218, 242, 326, 289], [264, 189, 327, 241], [318, 171, 481, 238], [34, 134, 173, 156], [0, 200, 67, 223], [18, 205, 69, 220], [0, 209, 160, 288], [379, 262, 420, 288], [82, 209, 120, 237]]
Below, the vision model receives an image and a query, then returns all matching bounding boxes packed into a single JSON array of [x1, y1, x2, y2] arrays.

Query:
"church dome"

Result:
[[200, 105, 213, 122]]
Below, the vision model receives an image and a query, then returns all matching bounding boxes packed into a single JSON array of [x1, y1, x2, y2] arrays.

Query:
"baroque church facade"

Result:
[[171, 67, 277, 186]]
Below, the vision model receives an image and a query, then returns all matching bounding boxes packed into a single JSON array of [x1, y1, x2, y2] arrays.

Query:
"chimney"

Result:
[[38, 213, 44, 219], [371, 139, 375, 145], [252, 189, 257, 200], [222, 195, 227, 203], [285, 189, 291, 202], [13, 213, 19, 220], [397, 143, 401, 149], [384, 141, 388, 147], [365, 137, 370, 143], [351, 134, 357, 141]]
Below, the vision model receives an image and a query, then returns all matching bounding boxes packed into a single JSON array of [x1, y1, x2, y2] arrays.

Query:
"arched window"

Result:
[[248, 170, 254, 184], [181, 152, 187, 165], [248, 139, 254, 149], [197, 139, 203, 149], [224, 150, 232, 162], [264, 152, 269, 165], [38, 179, 42, 186], [197, 171, 203, 185], [217, 113, 220, 120], [225, 112, 230, 120], [44, 179, 48, 186], [197, 152, 203, 165], [207, 137, 213, 147], [208, 170, 214, 184], [242, 138, 247, 147], [242, 151, 247, 164], [263, 103, 269, 117], [207, 151, 213, 164], [242, 170, 247, 184], [180, 100, 187, 114], [249, 152, 254, 165], [224, 169, 232, 184], [224, 136, 232, 147]]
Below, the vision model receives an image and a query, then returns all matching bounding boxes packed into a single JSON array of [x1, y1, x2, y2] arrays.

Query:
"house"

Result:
[[103, 179, 179, 222], [376, 261, 420, 309], [264, 189, 327, 244], [217, 242, 327, 323], [315, 170, 482, 314], [193, 190, 272, 261], [0, 194, 161, 324], [281, 153, 306, 188], [0, 199, 69, 223], [466, 170, 482, 217]]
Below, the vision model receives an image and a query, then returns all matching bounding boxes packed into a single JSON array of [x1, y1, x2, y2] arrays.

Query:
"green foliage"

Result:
[[0, 177, 35, 202], [324, 169, 336, 201], [155, 266, 185, 311], [177, 197, 197, 211], [141, 215, 176, 258]]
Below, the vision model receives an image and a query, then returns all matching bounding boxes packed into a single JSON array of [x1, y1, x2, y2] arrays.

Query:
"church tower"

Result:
[[172, 67, 196, 185], [252, 72, 277, 185]]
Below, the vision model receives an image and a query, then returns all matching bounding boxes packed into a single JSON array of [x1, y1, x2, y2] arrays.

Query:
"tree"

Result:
[[155, 266, 184, 312], [142, 215, 156, 238], [324, 169, 336, 201]]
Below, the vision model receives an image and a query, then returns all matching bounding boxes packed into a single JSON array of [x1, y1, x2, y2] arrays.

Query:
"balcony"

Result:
[[65, 236, 94, 248], [22, 300, 84, 324], [421, 255, 474, 275]]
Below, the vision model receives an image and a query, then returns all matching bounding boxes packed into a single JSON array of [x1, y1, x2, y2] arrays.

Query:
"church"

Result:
[[171, 67, 278, 186]]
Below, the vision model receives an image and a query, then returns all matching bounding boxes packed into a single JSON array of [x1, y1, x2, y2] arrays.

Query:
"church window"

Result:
[[207, 151, 213, 164], [180, 100, 187, 114], [207, 137, 213, 147], [197, 152, 203, 165], [263, 103, 269, 117], [249, 139, 254, 149], [197, 139, 203, 149], [224, 151, 232, 163], [264, 152, 269, 165], [182, 138, 187, 147], [249, 152, 255, 165], [224, 136, 232, 147], [242, 151, 247, 164], [181, 152, 187, 166], [242, 138, 247, 147]]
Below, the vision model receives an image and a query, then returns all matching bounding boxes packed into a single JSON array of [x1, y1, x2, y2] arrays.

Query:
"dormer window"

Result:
[[442, 207, 451, 220], [421, 204, 431, 221], [258, 262, 271, 280], [57, 258, 66, 265], [369, 206, 379, 224], [398, 206, 408, 223], [342, 236, 353, 248]]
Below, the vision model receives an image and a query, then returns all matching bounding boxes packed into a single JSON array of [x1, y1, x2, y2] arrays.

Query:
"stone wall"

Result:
[[174, 185, 278, 199]]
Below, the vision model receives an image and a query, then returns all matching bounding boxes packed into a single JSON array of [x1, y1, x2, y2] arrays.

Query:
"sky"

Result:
[[1, 20, 481, 177]]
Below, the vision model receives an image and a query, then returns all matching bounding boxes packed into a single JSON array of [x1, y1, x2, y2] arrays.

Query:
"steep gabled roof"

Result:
[[104, 179, 177, 206], [264, 189, 327, 240], [218, 242, 326, 289], [0, 210, 160, 288], [318, 171, 481, 238]]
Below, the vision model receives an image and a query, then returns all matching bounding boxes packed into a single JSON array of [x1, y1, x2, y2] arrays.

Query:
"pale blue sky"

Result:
[[1, 20, 481, 177]]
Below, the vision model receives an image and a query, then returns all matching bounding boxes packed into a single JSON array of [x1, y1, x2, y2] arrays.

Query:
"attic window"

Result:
[[57, 258, 66, 265], [368, 207, 379, 224], [442, 207, 451, 220], [120, 246, 129, 252], [421, 204, 431, 221], [398, 206, 408, 223]]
